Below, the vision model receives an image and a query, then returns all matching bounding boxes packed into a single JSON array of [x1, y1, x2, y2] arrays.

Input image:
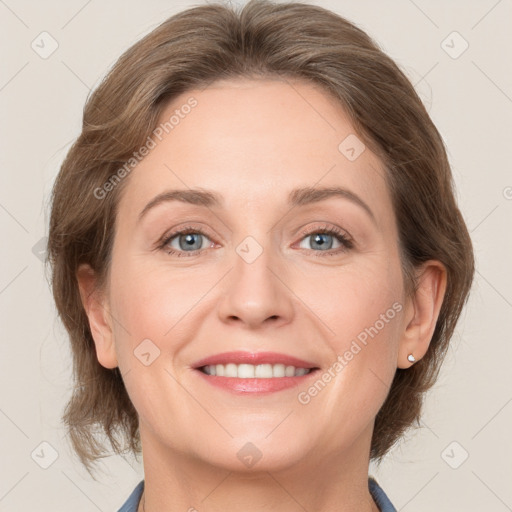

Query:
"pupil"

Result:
[[312, 233, 332, 250], [182, 233, 201, 250]]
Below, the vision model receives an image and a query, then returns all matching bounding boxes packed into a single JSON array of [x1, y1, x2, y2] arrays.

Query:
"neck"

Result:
[[137, 423, 380, 512]]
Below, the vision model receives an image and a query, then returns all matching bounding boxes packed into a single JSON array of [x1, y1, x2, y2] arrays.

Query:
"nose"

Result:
[[217, 242, 295, 330]]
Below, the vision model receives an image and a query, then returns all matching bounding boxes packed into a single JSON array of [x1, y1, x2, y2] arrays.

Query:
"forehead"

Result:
[[119, 78, 392, 221]]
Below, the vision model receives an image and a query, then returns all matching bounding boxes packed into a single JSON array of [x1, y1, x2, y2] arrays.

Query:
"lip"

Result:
[[192, 351, 321, 395], [192, 351, 319, 369], [194, 369, 321, 394]]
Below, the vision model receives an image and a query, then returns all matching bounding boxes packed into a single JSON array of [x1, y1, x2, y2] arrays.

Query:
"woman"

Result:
[[47, 1, 474, 510]]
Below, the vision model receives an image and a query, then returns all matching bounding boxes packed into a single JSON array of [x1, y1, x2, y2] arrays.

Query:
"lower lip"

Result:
[[194, 369, 319, 394]]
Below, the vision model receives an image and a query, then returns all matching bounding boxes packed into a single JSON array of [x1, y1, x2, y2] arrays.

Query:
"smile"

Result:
[[199, 363, 313, 378]]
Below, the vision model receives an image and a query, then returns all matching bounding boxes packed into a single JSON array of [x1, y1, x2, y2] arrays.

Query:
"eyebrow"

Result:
[[137, 185, 375, 223]]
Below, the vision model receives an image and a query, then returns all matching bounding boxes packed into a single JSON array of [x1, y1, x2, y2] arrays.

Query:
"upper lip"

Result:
[[192, 351, 319, 369]]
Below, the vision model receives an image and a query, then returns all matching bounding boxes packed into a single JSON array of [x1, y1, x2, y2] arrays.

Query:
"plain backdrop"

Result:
[[0, 0, 511, 510]]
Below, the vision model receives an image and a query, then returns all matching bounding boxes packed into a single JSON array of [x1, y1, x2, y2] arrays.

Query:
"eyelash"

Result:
[[158, 224, 354, 258]]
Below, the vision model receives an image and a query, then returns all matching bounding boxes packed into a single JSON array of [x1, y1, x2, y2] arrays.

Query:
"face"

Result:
[[96, 78, 410, 472]]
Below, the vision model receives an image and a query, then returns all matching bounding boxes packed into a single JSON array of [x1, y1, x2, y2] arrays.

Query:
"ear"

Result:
[[76, 263, 118, 369], [397, 260, 447, 369]]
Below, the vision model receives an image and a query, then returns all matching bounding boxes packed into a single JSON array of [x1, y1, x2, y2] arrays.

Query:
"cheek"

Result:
[[313, 260, 403, 342], [107, 259, 198, 420], [108, 255, 220, 373], [110, 258, 196, 334], [286, 259, 404, 452], [304, 257, 404, 390]]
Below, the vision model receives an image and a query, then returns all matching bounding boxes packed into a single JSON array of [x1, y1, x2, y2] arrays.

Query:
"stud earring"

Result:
[[407, 354, 416, 363]]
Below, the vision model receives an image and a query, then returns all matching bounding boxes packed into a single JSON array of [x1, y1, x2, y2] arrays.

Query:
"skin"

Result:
[[78, 78, 446, 512]]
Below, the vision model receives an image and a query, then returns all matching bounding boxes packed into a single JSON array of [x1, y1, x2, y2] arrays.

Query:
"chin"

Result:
[[193, 433, 313, 474]]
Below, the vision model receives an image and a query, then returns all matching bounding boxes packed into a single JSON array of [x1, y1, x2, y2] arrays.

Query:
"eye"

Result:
[[158, 223, 353, 258], [295, 224, 354, 256], [159, 226, 214, 257]]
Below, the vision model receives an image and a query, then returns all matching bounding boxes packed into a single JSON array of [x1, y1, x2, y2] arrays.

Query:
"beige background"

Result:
[[1, 0, 511, 510]]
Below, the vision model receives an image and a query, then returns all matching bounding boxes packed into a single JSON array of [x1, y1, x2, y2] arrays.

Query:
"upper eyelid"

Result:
[[161, 225, 216, 244], [163, 223, 347, 238]]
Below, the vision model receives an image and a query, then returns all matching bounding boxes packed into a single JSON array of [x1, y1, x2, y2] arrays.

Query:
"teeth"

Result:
[[201, 363, 312, 378]]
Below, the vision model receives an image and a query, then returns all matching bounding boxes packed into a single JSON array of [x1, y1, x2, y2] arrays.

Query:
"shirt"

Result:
[[118, 477, 396, 511]]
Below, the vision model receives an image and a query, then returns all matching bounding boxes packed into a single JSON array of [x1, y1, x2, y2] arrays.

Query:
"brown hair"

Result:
[[47, 0, 474, 476]]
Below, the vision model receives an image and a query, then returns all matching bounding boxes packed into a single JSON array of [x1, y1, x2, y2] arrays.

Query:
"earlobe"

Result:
[[397, 261, 447, 369], [76, 263, 118, 369]]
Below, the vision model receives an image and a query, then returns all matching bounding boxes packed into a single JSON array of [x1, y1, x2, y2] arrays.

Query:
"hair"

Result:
[[47, 0, 474, 476]]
